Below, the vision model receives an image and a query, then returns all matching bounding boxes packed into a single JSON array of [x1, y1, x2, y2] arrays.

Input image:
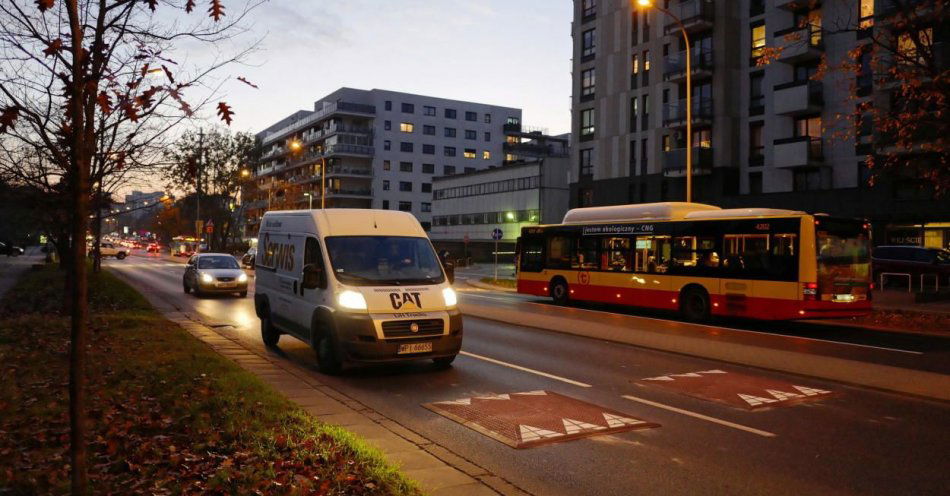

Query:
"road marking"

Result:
[[621, 394, 777, 438], [459, 351, 592, 388], [461, 293, 923, 355]]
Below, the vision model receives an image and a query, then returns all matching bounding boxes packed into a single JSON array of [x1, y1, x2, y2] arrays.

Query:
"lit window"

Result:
[[751, 24, 766, 58], [643, 50, 650, 71], [464, 148, 477, 159], [632, 54, 639, 74], [400, 122, 414, 133], [580, 108, 595, 136], [483, 151, 491, 160], [859, 0, 873, 28]]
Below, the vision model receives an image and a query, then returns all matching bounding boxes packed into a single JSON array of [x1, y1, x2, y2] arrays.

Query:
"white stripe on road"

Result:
[[459, 351, 592, 388], [622, 394, 776, 438]]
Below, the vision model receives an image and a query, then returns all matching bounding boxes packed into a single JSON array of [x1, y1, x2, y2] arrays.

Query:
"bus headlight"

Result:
[[442, 287, 458, 307], [238, 273, 248, 283], [338, 290, 367, 310], [200, 273, 214, 284]]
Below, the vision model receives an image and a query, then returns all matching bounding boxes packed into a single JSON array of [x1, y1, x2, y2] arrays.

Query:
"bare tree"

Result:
[[0, 1, 261, 492]]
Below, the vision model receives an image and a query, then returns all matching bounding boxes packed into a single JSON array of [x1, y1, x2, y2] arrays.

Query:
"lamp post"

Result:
[[320, 156, 326, 209], [635, 0, 692, 203]]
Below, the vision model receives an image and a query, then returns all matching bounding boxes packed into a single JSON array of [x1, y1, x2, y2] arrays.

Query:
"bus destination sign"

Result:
[[582, 224, 654, 236]]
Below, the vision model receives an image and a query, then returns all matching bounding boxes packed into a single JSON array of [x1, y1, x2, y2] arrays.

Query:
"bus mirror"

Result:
[[444, 262, 455, 284], [302, 264, 324, 289]]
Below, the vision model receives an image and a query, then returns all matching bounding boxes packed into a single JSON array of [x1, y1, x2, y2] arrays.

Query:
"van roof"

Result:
[[262, 209, 427, 238]]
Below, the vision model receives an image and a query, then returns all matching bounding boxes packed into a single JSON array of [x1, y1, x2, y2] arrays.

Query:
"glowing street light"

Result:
[[303, 192, 314, 209], [240, 169, 251, 178], [634, 0, 692, 202], [289, 140, 302, 152]]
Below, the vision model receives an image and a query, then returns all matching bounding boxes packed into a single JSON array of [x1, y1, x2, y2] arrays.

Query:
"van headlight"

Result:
[[338, 290, 367, 310], [238, 273, 248, 283], [442, 287, 458, 307], [200, 273, 214, 284]]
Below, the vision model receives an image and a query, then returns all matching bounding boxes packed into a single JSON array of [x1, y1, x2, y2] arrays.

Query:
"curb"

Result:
[[463, 278, 517, 293], [459, 301, 950, 402]]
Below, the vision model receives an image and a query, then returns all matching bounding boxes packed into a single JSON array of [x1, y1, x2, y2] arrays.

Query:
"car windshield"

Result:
[[325, 236, 444, 286], [198, 255, 240, 269]]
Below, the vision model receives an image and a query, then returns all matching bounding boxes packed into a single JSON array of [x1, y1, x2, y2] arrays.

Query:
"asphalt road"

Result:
[[107, 252, 950, 496]]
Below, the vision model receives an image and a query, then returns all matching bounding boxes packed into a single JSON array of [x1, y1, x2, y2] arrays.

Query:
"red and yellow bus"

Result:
[[516, 203, 871, 321]]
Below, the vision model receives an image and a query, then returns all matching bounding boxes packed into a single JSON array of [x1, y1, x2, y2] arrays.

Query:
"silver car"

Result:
[[183, 253, 249, 297]]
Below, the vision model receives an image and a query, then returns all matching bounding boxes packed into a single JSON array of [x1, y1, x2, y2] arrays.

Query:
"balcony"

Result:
[[666, 0, 714, 34], [663, 50, 713, 83], [773, 80, 823, 116], [325, 188, 373, 198], [773, 136, 824, 169], [323, 143, 374, 157], [503, 122, 522, 133], [662, 98, 713, 128], [261, 101, 376, 145], [503, 142, 570, 157], [775, 25, 824, 63], [663, 146, 714, 177], [324, 166, 373, 178]]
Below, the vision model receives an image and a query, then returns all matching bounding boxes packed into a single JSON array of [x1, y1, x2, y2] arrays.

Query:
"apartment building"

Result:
[[570, 0, 949, 247], [244, 88, 521, 236]]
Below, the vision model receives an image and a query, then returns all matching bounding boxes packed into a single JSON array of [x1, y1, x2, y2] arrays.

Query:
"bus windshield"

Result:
[[325, 236, 445, 286], [816, 218, 870, 292]]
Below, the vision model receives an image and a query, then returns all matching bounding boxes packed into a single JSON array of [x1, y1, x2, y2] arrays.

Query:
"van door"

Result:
[[292, 236, 328, 342]]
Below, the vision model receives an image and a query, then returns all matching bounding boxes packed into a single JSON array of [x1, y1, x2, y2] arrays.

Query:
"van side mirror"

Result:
[[302, 264, 325, 289], [444, 261, 455, 284]]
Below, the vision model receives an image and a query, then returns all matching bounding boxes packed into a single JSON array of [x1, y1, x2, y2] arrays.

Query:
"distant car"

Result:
[[241, 247, 257, 269], [89, 242, 128, 260], [146, 243, 160, 253], [0, 241, 24, 257], [872, 245, 950, 288], [133, 241, 144, 249], [182, 253, 248, 298]]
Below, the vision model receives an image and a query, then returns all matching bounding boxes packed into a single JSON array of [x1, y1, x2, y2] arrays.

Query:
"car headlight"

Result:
[[238, 273, 248, 283], [337, 290, 367, 310], [200, 273, 214, 284], [442, 287, 458, 307]]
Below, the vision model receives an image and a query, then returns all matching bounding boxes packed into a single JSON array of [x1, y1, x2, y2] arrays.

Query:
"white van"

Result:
[[254, 209, 462, 374]]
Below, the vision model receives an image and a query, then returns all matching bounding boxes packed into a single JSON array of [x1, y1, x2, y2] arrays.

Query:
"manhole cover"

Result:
[[637, 369, 834, 410], [424, 390, 659, 449]]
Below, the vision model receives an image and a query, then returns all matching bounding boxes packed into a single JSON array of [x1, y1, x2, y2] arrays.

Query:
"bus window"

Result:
[[520, 236, 544, 272], [547, 234, 574, 269], [770, 233, 798, 279], [723, 234, 770, 276], [670, 236, 718, 274], [602, 237, 632, 272], [635, 235, 672, 273], [573, 237, 599, 270]]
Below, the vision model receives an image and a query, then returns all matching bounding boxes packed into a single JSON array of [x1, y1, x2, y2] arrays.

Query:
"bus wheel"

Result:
[[680, 286, 710, 322], [551, 279, 570, 306]]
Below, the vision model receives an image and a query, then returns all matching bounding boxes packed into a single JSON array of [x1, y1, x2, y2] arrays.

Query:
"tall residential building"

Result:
[[570, 0, 949, 247], [244, 88, 521, 236]]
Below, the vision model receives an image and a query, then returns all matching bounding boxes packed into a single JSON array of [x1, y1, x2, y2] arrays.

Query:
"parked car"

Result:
[[241, 247, 257, 269], [871, 245, 950, 289], [0, 241, 24, 257], [89, 242, 129, 260], [146, 243, 161, 253], [182, 253, 248, 298]]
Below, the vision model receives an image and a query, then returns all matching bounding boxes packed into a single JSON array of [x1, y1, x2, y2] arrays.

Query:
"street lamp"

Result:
[[635, 0, 692, 203], [289, 140, 302, 152], [319, 156, 326, 209], [240, 169, 250, 178]]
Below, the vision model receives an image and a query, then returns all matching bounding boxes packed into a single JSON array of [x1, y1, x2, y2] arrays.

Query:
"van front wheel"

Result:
[[261, 314, 280, 347], [316, 335, 343, 375]]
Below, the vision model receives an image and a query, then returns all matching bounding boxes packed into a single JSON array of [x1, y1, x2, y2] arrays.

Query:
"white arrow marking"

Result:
[[603, 412, 645, 428], [438, 398, 471, 406], [562, 418, 607, 435], [519, 424, 564, 442], [697, 369, 727, 374], [474, 394, 510, 400], [766, 389, 804, 402], [671, 372, 703, 378], [513, 390, 548, 396], [793, 385, 831, 396], [643, 376, 674, 381], [738, 393, 779, 406]]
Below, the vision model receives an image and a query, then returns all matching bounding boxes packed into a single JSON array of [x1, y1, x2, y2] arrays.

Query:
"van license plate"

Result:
[[397, 342, 433, 354]]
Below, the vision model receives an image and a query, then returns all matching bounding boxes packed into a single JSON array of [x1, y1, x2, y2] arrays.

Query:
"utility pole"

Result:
[[196, 128, 203, 253]]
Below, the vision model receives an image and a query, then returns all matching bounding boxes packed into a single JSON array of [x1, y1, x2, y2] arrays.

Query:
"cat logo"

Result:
[[390, 292, 422, 310]]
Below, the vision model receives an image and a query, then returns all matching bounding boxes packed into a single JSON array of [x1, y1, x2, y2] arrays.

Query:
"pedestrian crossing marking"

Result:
[[562, 418, 606, 434], [793, 385, 831, 397], [738, 393, 779, 407], [519, 424, 564, 442], [603, 412, 645, 428], [766, 389, 804, 401], [643, 376, 675, 381]]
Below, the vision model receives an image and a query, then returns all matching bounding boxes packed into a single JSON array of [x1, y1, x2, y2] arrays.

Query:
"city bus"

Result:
[[515, 203, 871, 321]]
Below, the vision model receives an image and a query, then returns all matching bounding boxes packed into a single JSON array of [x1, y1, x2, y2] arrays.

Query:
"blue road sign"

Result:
[[492, 228, 504, 241]]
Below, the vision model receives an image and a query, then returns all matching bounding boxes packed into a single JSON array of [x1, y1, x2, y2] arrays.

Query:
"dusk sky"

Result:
[[218, 0, 574, 136]]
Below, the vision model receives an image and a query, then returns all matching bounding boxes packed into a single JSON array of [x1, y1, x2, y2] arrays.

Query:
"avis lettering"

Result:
[[390, 292, 422, 310]]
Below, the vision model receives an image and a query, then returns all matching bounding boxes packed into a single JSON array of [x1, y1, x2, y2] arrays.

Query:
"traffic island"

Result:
[[0, 266, 421, 495]]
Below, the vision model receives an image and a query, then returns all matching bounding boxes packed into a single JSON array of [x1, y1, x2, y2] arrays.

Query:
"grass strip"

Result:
[[0, 265, 422, 495], [478, 277, 517, 289]]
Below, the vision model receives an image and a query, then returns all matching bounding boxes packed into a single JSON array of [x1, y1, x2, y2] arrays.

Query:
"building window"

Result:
[[793, 169, 822, 191], [383, 160, 391, 171], [422, 183, 432, 193], [444, 165, 456, 175], [421, 203, 431, 213], [423, 105, 436, 116], [445, 108, 457, 119], [630, 97, 638, 132], [423, 124, 435, 135], [465, 111, 477, 122], [692, 128, 711, 148], [465, 167, 476, 173], [382, 200, 390, 209], [749, 122, 764, 166], [399, 181, 412, 192], [382, 180, 390, 191], [631, 10, 639, 44], [641, 94, 649, 131], [794, 116, 821, 137], [641, 138, 649, 174], [582, 0, 596, 20], [580, 148, 593, 177], [484, 114, 492, 123], [398, 201, 412, 212], [642, 8, 650, 40], [444, 127, 456, 138], [750, 0, 764, 17], [400, 122, 414, 133], [582, 29, 596, 59], [422, 163, 434, 174], [384, 140, 391, 151], [444, 146, 456, 157], [400, 161, 413, 172], [858, 0, 873, 34], [750, 72, 764, 115], [422, 144, 435, 155], [581, 68, 595, 100], [484, 132, 491, 141], [465, 129, 477, 140], [384, 120, 392, 131], [401, 102, 414, 113], [662, 135, 671, 152], [643, 49, 650, 71], [580, 108, 595, 138], [483, 151, 491, 160], [578, 188, 593, 207], [749, 172, 763, 194], [385, 100, 392, 111], [751, 22, 766, 59], [400, 142, 413, 152], [632, 54, 639, 74], [464, 148, 477, 159]]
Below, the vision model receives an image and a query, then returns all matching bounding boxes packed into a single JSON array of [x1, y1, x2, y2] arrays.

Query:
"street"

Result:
[[106, 252, 950, 496]]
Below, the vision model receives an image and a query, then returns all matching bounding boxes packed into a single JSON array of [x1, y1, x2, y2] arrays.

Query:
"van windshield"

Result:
[[325, 236, 445, 286]]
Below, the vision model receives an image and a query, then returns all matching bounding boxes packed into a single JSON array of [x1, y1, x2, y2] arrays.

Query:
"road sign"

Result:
[[425, 390, 658, 449], [195, 220, 203, 236], [491, 228, 504, 241], [637, 369, 835, 410]]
